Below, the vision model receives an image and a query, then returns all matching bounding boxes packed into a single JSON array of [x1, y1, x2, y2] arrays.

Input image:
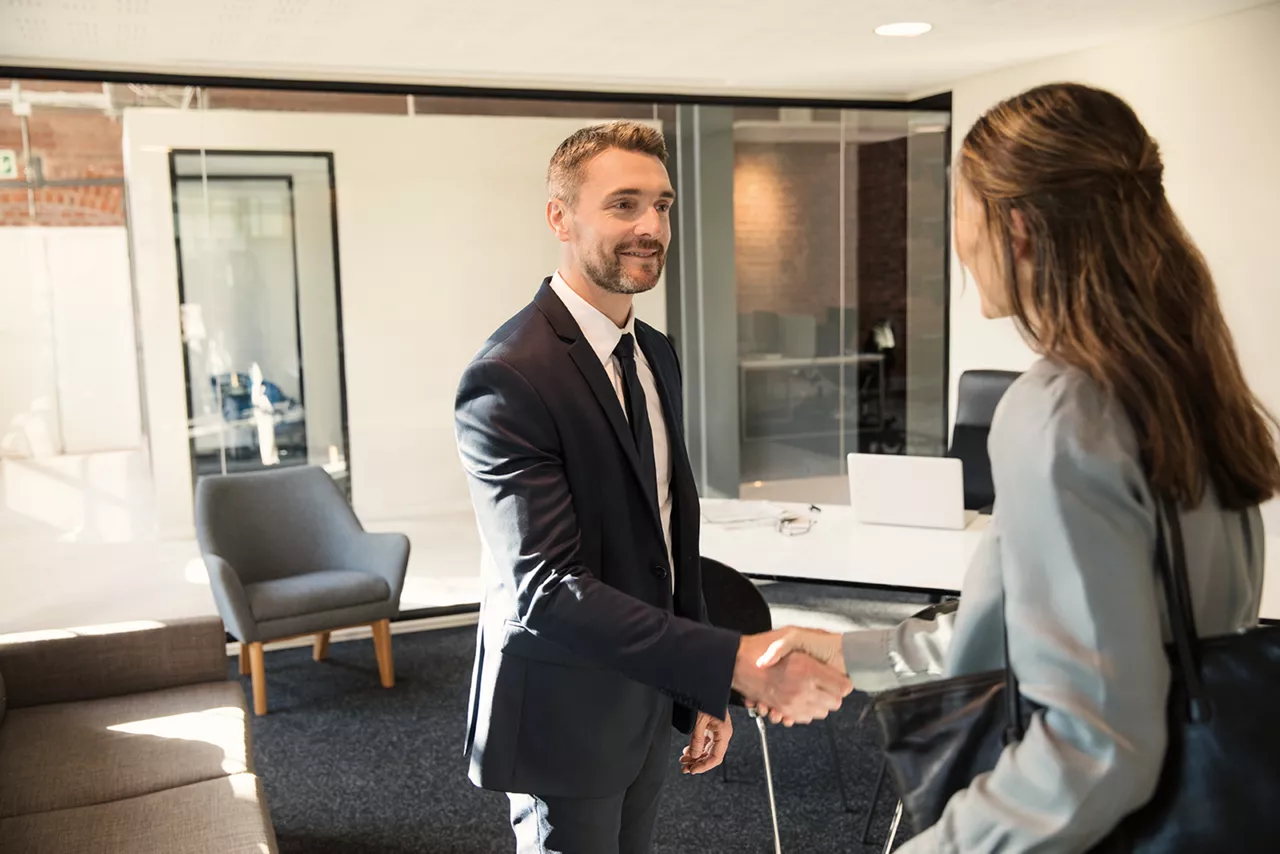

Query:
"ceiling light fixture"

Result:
[[875, 22, 932, 37]]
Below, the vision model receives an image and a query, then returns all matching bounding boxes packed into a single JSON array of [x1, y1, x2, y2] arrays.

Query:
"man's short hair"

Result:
[[547, 121, 668, 205]]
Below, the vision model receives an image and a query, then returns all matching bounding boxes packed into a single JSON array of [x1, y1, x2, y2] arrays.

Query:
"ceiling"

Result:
[[0, 0, 1271, 100]]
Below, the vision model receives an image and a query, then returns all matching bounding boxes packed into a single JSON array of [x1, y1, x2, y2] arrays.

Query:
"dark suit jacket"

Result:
[[455, 279, 740, 798]]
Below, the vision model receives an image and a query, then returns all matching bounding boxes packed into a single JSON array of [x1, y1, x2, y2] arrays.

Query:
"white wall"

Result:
[[0, 227, 142, 459], [124, 109, 666, 536], [948, 3, 1280, 442], [0, 229, 62, 458]]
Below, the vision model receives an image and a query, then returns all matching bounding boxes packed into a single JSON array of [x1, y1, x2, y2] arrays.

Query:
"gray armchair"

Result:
[[195, 466, 410, 715]]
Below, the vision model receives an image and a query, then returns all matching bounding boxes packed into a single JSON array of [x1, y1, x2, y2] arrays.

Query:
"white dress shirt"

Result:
[[549, 272, 675, 588]]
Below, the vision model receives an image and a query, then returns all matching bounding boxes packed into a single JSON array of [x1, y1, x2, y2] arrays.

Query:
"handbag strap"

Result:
[[1001, 491, 1210, 741], [1154, 495, 1210, 722]]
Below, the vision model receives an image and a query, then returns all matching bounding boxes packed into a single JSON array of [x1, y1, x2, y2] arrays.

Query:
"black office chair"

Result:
[[701, 557, 852, 854], [948, 370, 1021, 512]]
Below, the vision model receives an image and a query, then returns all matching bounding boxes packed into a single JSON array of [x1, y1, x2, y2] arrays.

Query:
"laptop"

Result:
[[847, 453, 979, 530]]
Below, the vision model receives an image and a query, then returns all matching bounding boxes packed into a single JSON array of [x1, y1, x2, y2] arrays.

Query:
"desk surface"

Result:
[[699, 499, 1280, 620], [699, 500, 987, 594]]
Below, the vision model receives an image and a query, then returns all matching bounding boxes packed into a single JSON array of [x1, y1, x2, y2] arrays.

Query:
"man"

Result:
[[455, 121, 852, 854]]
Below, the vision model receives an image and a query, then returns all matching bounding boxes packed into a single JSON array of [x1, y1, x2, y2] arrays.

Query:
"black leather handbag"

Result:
[[870, 496, 1280, 851]]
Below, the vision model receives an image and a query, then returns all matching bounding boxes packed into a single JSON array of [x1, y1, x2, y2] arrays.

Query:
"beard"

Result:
[[583, 239, 666, 295]]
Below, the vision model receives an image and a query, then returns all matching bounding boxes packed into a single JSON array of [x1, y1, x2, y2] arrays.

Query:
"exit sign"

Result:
[[0, 150, 18, 180]]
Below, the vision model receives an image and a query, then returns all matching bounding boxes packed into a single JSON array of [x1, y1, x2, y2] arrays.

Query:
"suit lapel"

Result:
[[536, 282, 664, 539]]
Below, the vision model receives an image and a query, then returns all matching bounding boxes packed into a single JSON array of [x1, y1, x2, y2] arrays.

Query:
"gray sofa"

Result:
[[0, 617, 278, 853]]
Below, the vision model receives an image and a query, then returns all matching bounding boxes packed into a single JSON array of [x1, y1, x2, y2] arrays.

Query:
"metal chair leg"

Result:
[[882, 800, 903, 853], [821, 717, 851, 812], [861, 757, 889, 843], [755, 714, 783, 854]]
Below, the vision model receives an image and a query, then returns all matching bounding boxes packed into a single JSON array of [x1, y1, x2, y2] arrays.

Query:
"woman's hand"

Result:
[[749, 627, 848, 726]]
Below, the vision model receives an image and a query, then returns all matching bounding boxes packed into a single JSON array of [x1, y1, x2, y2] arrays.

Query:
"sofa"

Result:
[[0, 617, 278, 853]]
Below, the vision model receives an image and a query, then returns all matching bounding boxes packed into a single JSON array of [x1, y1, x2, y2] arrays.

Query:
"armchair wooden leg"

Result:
[[239, 643, 251, 676], [372, 619, 395, 688], [249, 642, 268, 716], [313, 631, 331, 662]]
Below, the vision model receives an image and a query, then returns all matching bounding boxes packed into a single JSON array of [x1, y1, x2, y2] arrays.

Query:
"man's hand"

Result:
[[680, 710, 732, 775], [731, 631, 853, 726], [749, 627, 850, 726]]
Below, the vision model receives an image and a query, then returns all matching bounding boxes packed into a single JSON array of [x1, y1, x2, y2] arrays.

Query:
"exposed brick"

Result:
[[208, 88, 407, 114], [0, 95, 125, 226], [734, 142, 842, 322], [857, 139, 908, 381], [733, 138, 908, 379]]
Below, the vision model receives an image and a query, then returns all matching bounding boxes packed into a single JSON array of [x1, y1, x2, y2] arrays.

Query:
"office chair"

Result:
[[948, 370, 1021, 512], [700, 557, 852, 854], [195, 466, 410, 715]]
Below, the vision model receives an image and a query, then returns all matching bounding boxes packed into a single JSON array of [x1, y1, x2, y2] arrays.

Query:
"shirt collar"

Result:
[[549, 271, 636, 368]]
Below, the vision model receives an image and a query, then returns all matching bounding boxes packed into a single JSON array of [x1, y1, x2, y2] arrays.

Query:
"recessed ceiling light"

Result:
[[875, 22, 932, 37]]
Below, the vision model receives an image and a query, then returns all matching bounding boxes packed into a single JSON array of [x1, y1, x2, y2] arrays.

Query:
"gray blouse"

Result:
[[841, 358, 1265, 854]]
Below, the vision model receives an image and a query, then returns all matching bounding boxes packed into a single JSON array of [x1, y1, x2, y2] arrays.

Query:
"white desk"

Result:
[[700, 499, 1280, 620], [700, 500, 987, 595]]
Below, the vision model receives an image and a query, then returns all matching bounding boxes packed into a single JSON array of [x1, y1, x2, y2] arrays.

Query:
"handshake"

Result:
[[730, 628, 851, 726]]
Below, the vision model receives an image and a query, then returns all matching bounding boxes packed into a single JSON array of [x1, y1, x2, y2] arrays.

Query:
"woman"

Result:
[[757, 82, 1279, 852]]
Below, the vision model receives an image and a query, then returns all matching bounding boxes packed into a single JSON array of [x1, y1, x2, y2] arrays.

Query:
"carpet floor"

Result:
[[232, 583, 931, 853]]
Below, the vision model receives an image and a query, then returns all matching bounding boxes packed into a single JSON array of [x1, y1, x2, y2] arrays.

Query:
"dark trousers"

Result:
[[507, 710, 673, 854]]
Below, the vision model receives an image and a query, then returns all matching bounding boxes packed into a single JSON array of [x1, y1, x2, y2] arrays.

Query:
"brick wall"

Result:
[[0, 80, 125, 227], [857, 139, 908, 379], [204, 88, 659, 120], [0, 82, 661, 227], [734, 142, 843, 319], [733, 137, 908, 374]]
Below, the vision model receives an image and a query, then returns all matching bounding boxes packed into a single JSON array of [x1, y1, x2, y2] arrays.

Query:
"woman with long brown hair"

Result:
[[758, 82, 1279, 851]]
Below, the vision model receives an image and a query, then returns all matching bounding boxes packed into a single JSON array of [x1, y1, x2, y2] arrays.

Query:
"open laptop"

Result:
[[847, 453, 979, 530]]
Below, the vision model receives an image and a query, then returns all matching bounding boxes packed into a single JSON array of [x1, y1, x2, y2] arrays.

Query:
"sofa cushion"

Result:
[[245, 569, 389, 622], [0, 772, 277, 854], [0, 681, 250, 818]]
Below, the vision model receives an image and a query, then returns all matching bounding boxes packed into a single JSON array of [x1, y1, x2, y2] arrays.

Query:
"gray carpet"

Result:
[[232, 583, 931, 853]]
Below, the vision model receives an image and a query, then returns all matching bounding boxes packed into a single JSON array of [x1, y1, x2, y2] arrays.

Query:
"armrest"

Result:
[[0, 616, 229, 709], [204, 554, 259, 643], [345, 532, 410, 609]]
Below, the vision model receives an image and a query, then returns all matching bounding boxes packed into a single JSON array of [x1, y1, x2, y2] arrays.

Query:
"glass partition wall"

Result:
[[668, 105, 951, 502], [0, 74, 948, 630]]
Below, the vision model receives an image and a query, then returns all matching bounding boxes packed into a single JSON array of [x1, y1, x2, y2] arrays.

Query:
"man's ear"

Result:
[[1009, 208, 1032, 261], [547, 198, 571, 242]]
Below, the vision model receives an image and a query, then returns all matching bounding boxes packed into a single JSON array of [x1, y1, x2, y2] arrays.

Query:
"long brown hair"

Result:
[[960, 82, 1280, 509]]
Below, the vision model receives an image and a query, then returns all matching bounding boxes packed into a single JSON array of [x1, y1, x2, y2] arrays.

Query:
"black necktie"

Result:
[[614, 334, 658, 507]]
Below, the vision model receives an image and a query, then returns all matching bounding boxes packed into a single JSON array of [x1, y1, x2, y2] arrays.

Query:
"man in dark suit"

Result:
[[455, 121, 852, 854]]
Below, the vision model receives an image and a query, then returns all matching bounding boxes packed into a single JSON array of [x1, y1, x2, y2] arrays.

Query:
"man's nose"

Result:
[[635, 206, 662, 237]]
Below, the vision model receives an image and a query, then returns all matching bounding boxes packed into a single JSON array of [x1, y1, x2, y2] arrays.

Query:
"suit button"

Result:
[[652, 565, 669, 580]]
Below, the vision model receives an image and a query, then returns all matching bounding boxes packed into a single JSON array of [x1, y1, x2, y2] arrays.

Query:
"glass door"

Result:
[[170, 151, 349, 494]]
